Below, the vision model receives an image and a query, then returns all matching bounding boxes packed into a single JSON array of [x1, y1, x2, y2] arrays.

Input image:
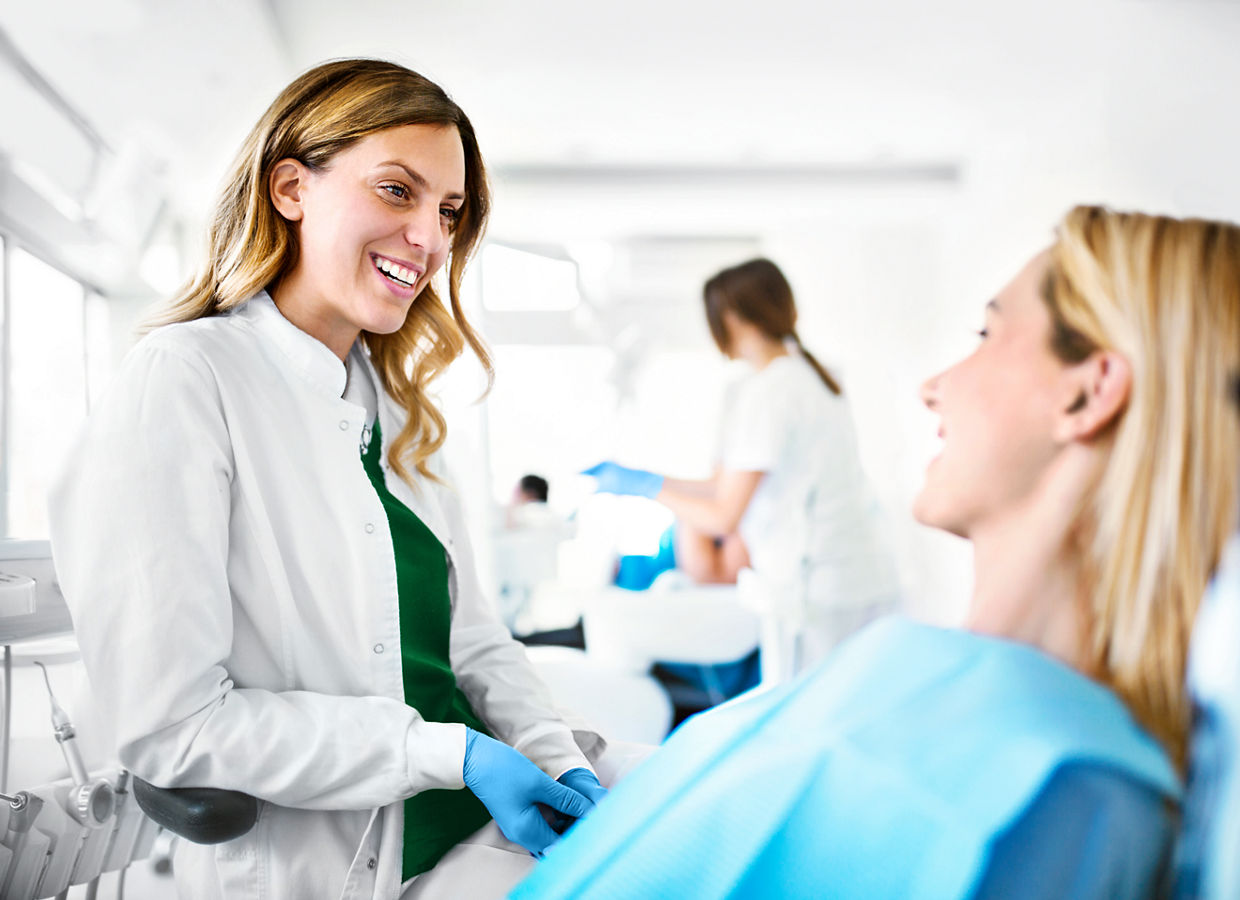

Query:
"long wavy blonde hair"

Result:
[[149, 58, 492, 485], [1044, 205, 1240, 767]]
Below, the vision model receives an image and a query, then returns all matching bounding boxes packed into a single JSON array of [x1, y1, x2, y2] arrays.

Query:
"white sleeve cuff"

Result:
[[406, 719, 467, 794]]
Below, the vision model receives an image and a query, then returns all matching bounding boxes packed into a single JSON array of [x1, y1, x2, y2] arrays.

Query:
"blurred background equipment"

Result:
[[0, 542, 163, 899]]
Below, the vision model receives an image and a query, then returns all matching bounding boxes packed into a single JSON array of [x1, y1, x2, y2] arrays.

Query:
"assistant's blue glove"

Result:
[[462, 729, 594, 857], [582, 461, 664, 499]]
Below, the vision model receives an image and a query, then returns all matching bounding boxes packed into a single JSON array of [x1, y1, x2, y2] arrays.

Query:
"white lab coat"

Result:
[[48, 294, 600, 899], [720, 354, 899, 664]]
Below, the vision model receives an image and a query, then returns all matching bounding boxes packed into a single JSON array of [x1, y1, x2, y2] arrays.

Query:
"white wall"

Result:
[[5, 0, 1240, 622]]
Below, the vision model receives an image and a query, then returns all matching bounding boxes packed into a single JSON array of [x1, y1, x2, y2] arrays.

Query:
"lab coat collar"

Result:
[[241, 294, 457, 552], [344, 346, 379, 425], [346, 338, 455, 547], [236, 292, 349, 398]]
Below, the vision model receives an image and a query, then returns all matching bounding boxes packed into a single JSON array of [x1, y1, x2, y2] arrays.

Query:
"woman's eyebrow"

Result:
[[377, 160, 465, 201]]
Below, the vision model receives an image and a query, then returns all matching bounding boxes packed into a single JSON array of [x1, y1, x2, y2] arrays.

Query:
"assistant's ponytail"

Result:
[[789, 333, 842, 396]]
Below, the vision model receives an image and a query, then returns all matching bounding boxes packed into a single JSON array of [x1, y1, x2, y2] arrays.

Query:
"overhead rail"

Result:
[[494, 162, 962, 187], [0, 26, 110, 158]]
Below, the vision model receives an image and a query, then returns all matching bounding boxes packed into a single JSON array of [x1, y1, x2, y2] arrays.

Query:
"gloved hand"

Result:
[[544, 767, 609, 834], [462, 729, 594, 857], [581, 461, 664, 499], [557, 767, 608, 805]]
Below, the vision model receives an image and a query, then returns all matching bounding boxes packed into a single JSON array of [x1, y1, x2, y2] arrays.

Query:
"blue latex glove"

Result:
[[546, 768, 609, 834], [582, 461, 664, 499], [558, 767, 608, 804], [462, 729, 594, 857]]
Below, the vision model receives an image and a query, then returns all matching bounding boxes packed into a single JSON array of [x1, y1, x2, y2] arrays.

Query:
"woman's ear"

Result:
[[1054, 350, 1132, 442], [269, 159, 310, 222]]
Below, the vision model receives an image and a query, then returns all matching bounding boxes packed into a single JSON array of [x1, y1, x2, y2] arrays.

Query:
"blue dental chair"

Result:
[[1174, 526, 1240, 899]]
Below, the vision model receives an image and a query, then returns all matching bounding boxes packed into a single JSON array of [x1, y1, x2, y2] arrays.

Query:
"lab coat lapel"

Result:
[[357, 351, 453, 554]]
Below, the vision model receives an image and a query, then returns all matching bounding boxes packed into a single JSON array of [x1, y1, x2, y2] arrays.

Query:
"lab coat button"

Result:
[[365, 523, 375, 534], [339, 420, 349, 431], [373, 644, 384, 654], [367, 857, 376, 870]]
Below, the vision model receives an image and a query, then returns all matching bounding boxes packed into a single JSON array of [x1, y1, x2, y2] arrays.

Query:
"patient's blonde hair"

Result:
[[1044, 205, 1240, 767], [148, 59, 492, 485]]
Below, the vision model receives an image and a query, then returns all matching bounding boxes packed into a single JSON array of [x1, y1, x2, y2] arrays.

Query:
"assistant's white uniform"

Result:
[[719, 353, 899, 665], [48, 294, 600, 899]]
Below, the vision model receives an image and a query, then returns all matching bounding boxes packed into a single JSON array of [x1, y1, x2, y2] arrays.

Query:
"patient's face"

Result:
[[913, 251, 1076, 539]]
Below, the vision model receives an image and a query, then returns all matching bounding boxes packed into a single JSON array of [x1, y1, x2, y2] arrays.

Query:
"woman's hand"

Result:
[[581, 462, 664, 498], [544, 767, 609, 834], [556, 767, 607, 804], [462, 729, 595, 857]]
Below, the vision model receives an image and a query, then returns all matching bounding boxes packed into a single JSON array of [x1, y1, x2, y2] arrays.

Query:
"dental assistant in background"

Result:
[[586, 258, 899, 667], [49, 59, 606, 900], [520, 206, 1240, 900]]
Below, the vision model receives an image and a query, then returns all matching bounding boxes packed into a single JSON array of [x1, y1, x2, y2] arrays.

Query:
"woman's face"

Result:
[[275, 124, 465, 355], [913, 251, 1080, 539]]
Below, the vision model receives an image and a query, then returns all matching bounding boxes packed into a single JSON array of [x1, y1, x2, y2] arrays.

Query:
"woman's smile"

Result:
[[371, 252, 427, 295]]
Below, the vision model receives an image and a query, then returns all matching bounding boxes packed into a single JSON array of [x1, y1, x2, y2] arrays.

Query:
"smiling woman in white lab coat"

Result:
[[48, 59, 605, 900]]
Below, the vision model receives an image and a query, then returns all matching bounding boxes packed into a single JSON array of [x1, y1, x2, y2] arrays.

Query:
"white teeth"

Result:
[[375, 257, 416, 287]]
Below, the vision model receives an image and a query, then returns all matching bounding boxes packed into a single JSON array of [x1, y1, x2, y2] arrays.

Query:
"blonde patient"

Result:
[[513, 206, 1240, 900]]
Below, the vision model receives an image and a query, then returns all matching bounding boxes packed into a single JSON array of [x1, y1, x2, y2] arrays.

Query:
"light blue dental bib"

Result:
[[512, 617, 1181, 900]]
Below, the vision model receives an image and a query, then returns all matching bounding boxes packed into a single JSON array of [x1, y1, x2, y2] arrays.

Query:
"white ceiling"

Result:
[[4, 2, 1237, 178], [3, 0, 1239, 252]]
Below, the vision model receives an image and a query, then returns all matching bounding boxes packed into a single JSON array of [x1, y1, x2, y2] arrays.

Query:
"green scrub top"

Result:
[[360, 418, 493, 881]]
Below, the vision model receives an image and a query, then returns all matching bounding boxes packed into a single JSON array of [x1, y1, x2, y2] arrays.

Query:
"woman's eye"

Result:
[[975, 328, 989, 340], [381, 183, 410, 200], [440, 206, 461, 228]]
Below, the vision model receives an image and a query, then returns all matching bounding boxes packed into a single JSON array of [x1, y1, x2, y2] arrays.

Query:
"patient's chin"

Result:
[[911, 492, 967, 539]]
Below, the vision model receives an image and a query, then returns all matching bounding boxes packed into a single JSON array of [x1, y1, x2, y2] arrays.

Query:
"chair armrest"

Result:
[[132, 776, 258, 844]]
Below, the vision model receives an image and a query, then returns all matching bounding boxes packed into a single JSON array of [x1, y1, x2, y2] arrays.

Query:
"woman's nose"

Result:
[[404, 206, 447, 255], [919, 372, 941, 411]]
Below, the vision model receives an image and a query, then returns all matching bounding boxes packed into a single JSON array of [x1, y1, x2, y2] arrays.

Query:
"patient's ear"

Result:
[[1054, 350, 1131, 442]]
